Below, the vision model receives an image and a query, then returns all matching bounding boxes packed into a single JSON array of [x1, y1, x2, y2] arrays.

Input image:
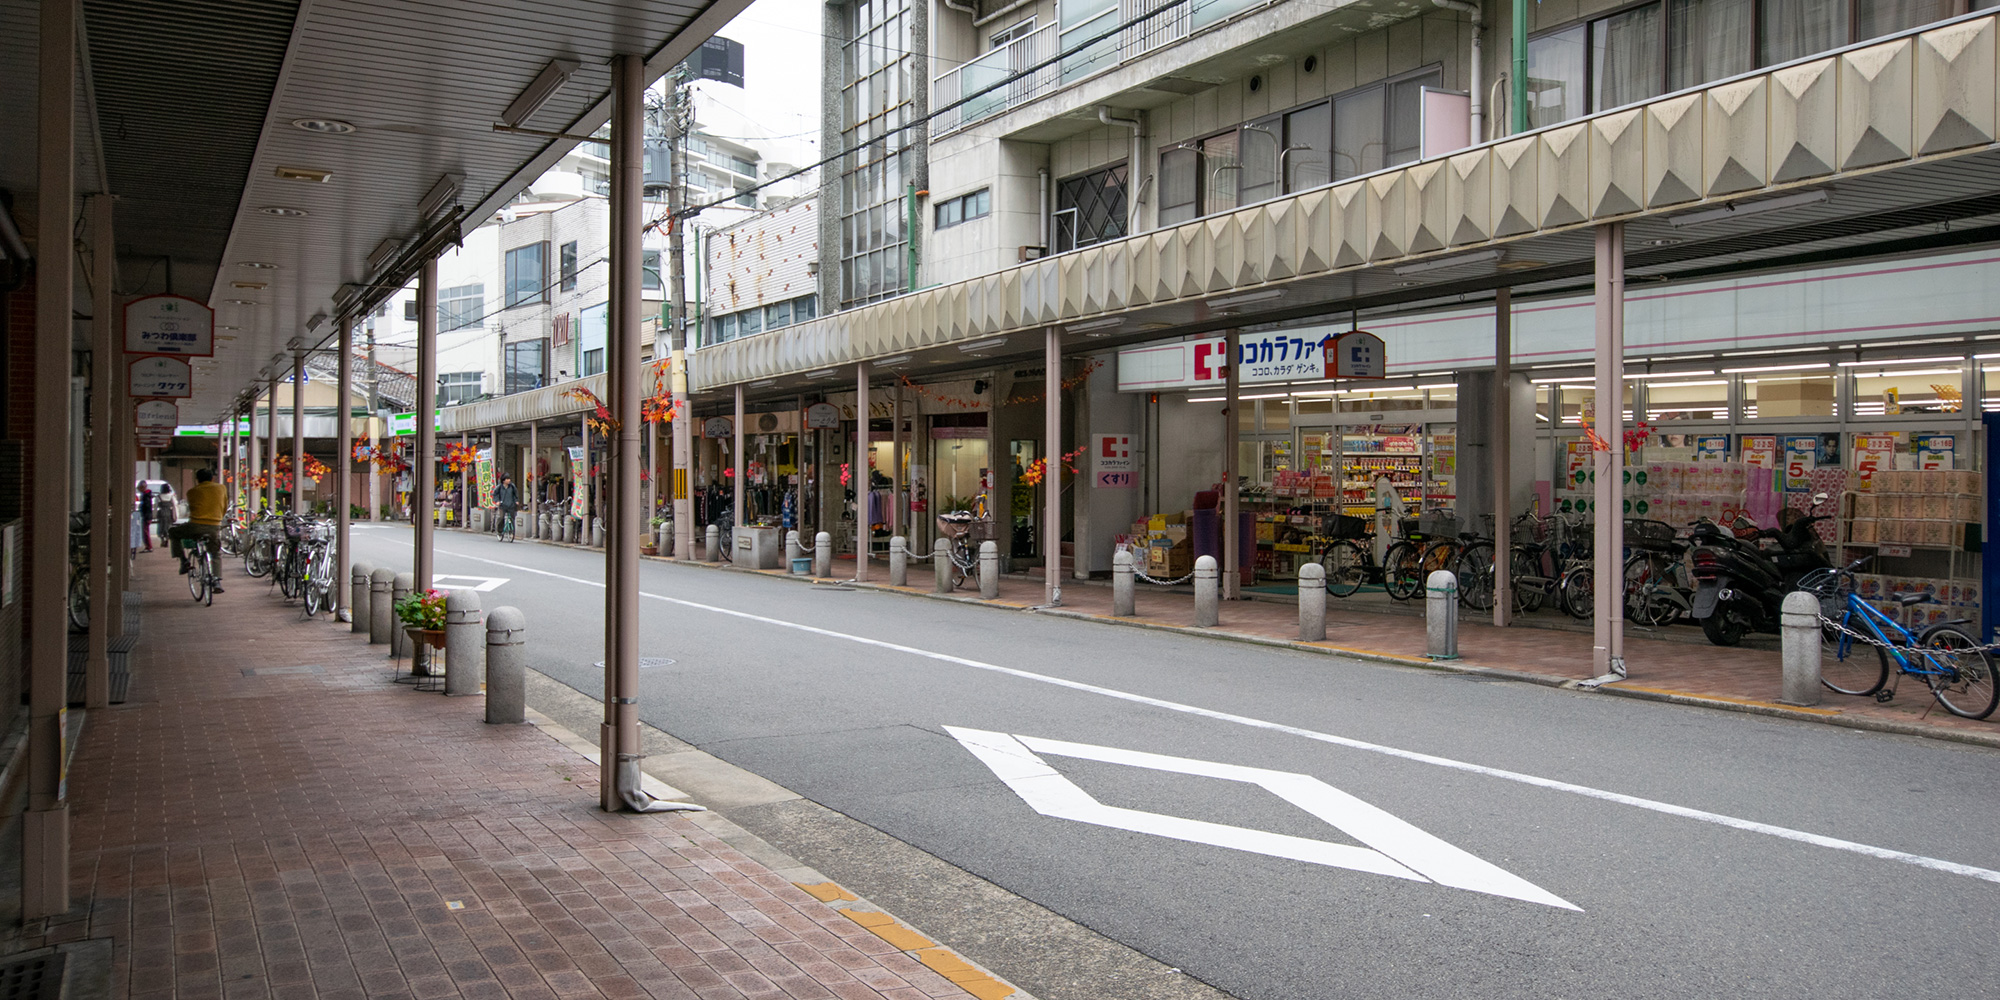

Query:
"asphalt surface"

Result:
[[350, 524, 2000, 1000]]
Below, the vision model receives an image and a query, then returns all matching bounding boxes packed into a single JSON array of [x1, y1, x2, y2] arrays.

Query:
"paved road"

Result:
[[350, 525, 2000, 1000]]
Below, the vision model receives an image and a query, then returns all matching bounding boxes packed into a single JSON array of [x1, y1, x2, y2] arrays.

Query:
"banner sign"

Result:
[[1116, 330, 1334, 391], [390, 410, 444, 436], [1326, 330, 1386, 379], [128, 356, 192, 398], [568, 445, 588, 520], [476, 454, 495, 508], [134, 399, 179, 429], [123, 294, 214, 357], [1094, 434, 1136, 488]]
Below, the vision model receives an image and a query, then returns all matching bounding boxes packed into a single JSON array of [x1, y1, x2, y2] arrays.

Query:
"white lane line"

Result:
[[428, 545, 2000, 887]]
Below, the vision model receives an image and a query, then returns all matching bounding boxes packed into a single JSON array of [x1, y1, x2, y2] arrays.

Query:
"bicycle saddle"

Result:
[[1890, 592, 1930, 607]]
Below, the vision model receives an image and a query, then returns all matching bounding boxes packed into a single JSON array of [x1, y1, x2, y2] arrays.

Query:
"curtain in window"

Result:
[[1592, 3, 1664, 112], [1332, 86, 1385, 180], [1284, 103, 1332, 192], [1761, 0, 1845, 66], [1855, 0, 1953, 40], [1526, 26, 1587, 129], [1668, 0, 1754, 91]]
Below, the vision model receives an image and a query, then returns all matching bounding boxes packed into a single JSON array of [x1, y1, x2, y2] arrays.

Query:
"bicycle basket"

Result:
[[966, 518, 1000, 543], [1418, 513, 1460, 537], [1325, 514, 1372, 540], [1399, 517, 1423, 538], [1624, 519, 1680, 551]]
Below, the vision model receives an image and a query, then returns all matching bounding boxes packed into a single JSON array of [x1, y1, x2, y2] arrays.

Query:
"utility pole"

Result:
[[666, 67, 694, 560]]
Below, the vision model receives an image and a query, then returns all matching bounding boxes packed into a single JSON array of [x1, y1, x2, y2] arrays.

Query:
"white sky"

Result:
[[695, 0, 827, 173]]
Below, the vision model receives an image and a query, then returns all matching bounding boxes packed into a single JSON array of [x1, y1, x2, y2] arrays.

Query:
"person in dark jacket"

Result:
[[137, 486, 155, 551]]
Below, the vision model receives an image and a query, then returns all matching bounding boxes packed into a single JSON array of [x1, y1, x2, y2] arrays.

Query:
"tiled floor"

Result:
[[30, 553, 989, 1000]]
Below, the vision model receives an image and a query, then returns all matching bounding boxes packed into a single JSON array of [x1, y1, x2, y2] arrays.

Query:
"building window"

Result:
[[437, 371, 483, 407], [505, 242, 548, 308], [839, 0, 913, 307], [705, 295, 817, 346], [1053, 166, 1126, 252], [403, 299, 418, 322], [642, 249, 662, 292], [582, 348, 605, 377], [560, 241, 578, 291], [933, 189, 991, 229], [713, 313, 737, 343], [739, 308, 763, 337], [793, 296, 817, 322], [438, 283, 484, 332], [503, 339, 547, 395]]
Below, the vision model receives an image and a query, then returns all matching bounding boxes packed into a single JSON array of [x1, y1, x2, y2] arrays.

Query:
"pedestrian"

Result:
[[155, 481, 175, 537], [137, 485, 155, 551]]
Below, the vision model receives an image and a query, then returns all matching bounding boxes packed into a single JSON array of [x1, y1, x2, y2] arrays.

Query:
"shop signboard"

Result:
[[930, 426, 984, 439], [1694, 435, 1729, 461], [1741, 435, 1777, 470], [1094, 434, 1136, 488], [1326, 330, 1386, 379], [389, 410, 443, 436], [804, 402, 841, 429], [134, 399, 179, 429], [476, 449, 495, 508], [123, 293, 214, 357], [1116, 331, 1330, 390], [1854, 434, 1897, 490], [568, 446, 588, 520], [1783, 435, 1818, 492], [703, 416, 733, 439], [136, 426, 173, 449], [128, 356, 192, 398], [1914, 433, 1955, 470]]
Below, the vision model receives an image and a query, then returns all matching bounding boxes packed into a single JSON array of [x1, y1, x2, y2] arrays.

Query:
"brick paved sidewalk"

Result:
[[25, 553, 1004, 1000]]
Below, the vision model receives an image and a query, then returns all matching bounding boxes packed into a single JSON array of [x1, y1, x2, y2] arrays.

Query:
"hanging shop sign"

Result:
[[1115, 330, 1333, 391], [134, 399, 179, 429], [128, 356, 192, 398], [1094, 434, 1136, 488], [389, 410, 444, 436], [1326, 330, 1387, 379], [136, 424, 174, 449], [702, 416, 733, 439], [123, 294, 214, 357], [804, 402, 842, 429]]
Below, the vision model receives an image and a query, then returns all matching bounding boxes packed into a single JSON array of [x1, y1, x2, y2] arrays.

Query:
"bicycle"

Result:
[[495, 507, 517, 542], [1622, 519, 1692, 627], [219, 509, 244, 556], [936, 496, 993, 591], [1804, 556, 1999, 719], [242, 511, 280, 578], [67, 510, 90, 632], [186, 533, 219, 606], [296, 521, 335, 617]]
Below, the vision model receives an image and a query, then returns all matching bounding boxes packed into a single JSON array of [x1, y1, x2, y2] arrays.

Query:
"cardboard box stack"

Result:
[[1846, 573, 1980, 628], [1128, 512, 1193, 579], [1844, 469, 1981, 549]]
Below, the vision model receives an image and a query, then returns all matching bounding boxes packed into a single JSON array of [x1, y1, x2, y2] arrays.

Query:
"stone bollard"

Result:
[[445, 589, 484, 697], [890, 536, 908, 587], [814, 531, 832, 578], [391, 572, 414, 663], [1780, 590, 1823, 707], [1194, 555, 1219, 627], [706, 524, 721, 563], [485, 606, 526, 724], [592, 517, 606, 548], [786, 530, 803, 572], [657, 524, 671, 555], [1298, 561, 1327, 641], [1112, 550, 1136, 617], [368, 567, 394, 645], [351, 562, 373, 634], [934, 538, 952, 593], [1426, 570, 1459, 660], [979, 541, 1000, 600]]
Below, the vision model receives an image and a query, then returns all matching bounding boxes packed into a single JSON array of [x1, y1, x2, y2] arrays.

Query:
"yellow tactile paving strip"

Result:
[[798, 883, 1020, 1000]]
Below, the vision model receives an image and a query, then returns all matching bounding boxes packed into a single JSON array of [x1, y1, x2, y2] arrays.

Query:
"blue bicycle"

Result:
[[1803, 557, 1999, 719]]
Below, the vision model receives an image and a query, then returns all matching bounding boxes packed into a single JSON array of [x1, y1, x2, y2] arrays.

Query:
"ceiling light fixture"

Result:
[[258, 206, 309, 217], [1495, 259, 1547, 270], [238, 261, 278, 270], [500, 58, 582, 127], [873, 355, 913, 367], [804, 369, 837, 380], [291, 118, 356, 134], [304, 316, 327, 336], [1642, 237, 1684, 247], [274, 166, 332, 183], [367, 238, 402, 273], [230, 281, 267, 291], [1668, 188, 1831, 228], [1392, 249, 1500, 276], [1624, 369, 1715, 379], [333, 283, 363, 306], [748, 378, 777, 388], [1719, 361, 1832, 374], [417, 173, 465, 219], [957, 338, 1008, 353], [1067, 317, 1124, 333], [1835, 355, 1960, 367], [1205, 289, 1286, 310], [225, 298, 256, 306]]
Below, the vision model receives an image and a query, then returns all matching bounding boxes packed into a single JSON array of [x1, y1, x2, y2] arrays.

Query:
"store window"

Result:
[[1338, 383, 1430, 413], [1053, 165, 1127, 251], [1743, 374, 1836, 418], [1851, 363, 1966, 418], [1643, 377, 1730, 421], [560, 241, 579, 291], [1424, 383, 1458, 408], [505, 242, 548, 308]]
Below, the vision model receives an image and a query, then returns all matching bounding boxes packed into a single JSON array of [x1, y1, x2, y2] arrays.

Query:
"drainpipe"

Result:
[[1432, 0, 1482, 147], [907, 181, 920, 292], [1098, 107, 1145, 234], [1038, 167, 1049, 251], [1512, 0, 1528, 134], [942, 0, 975, 13], [973, 0, 1036, 27]]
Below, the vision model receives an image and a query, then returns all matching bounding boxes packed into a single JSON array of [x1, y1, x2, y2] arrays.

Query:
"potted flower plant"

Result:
[[394, 589, 448, 649]]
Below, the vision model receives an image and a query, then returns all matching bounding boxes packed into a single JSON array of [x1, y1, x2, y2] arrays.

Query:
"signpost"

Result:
[[123, 294, 214, 357], [128, 356, 192, 398]]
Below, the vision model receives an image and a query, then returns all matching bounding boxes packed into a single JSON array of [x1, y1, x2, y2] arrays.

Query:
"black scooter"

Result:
[[1688, 493, 1833, 646]]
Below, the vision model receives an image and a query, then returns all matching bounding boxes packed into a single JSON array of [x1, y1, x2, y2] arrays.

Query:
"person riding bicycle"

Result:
[[494, 475, 521, 536], [170, 468, 227, 592]]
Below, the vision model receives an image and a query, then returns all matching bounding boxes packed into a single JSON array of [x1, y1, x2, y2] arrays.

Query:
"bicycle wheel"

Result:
[[1510, 548, 1547, 613], [1560, 566, 1594, 621], [1455, 542, 1496, 611], [1919, 625, 2000, 719], [1622, 555, 1679, 627], [188, 549, 206, 601], [244, 541, 270, 578], [1319, 540, 1369, 598], [279, 545, 301, 599], [68, 569, 89, 631], [1819, 609, 1887, 697], [1382, 542, 1422, 601], [302, 552, 323, 616]]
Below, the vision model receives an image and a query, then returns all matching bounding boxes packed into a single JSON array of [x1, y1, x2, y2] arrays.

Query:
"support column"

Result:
[[733, 384, 745, 531], [25, 0, 75, 919], [1591, 223, 1627, 677], [336, 318, 354, 616], [415, 256, 438, 594], [247, 396, 261, 511], [1223, 329, 1241, 601], [580, 415, 590, 541], [891, 383, 903, 541], [265, 376, 279, 511], [529, 422, 539, 537], [1044, 328, 1061, 606], [1493, 287, 1513, 627], [604, 52, 644, 811], [459, 431, 469, 528], [86, 193, 114, 709], [292, 350, 306, 511], [855, 362, 871, 580]]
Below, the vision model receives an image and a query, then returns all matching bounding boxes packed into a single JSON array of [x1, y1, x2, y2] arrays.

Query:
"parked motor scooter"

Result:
[[1688, 493, 1834, 646]]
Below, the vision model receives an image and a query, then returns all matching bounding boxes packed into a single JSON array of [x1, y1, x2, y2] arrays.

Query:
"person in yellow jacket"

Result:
[[170, 468, 228, 592]]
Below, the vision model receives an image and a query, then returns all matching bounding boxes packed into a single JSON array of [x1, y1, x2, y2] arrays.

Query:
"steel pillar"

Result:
[[855, 361, 870, 581], [603, 52, 644, 811], [86, 193, 114, 709], [336, 318, 353, 616], [1493, 287, 1513, 627], [1592, 223, 1627, 677], [1044, 327, 1061, 606], [1223, 329, 1241, 600], [415, 257, 438, 593]]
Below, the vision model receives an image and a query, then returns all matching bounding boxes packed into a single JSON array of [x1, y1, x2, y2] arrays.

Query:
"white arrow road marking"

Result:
[[431, 574, 508, 592], [948, 727, 1580, 911], [418, 544, 2000, 888]]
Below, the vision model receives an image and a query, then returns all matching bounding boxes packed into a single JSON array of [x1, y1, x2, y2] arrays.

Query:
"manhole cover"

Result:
[[0, 952, 65, 1000], [594, 658, 677, 670]]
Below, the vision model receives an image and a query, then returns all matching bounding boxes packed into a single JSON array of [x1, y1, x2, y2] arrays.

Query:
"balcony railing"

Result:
[[931, 0, 1268, 135]]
